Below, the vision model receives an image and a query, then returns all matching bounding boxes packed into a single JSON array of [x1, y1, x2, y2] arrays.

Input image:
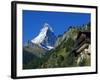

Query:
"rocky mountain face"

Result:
[[31, 23, 57, 50], [23, 22, 91, 69], [23, 23, 57, 69]]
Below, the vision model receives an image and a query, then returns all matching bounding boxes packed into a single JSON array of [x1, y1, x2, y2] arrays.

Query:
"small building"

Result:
[[72, 31, 91, 66]]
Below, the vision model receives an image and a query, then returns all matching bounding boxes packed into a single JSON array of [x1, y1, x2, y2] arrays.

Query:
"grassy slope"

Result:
[[41, 24, 91, 68]]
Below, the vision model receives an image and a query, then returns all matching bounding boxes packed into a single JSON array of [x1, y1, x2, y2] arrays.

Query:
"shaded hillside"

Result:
[[23, 43, 47, 69]]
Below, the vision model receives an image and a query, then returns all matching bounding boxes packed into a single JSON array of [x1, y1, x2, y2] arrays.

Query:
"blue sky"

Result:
[[23, 10, 90, 44]]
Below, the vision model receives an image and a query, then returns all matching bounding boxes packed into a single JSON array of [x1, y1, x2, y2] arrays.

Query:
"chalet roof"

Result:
[[76, 31, 90, 40], [71, 31, 91, 56]]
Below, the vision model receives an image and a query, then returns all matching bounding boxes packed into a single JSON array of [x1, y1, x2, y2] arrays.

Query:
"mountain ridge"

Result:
[[31, 23, 57, 50]]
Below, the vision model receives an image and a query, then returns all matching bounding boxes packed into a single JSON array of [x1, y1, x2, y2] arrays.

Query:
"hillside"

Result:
[[23, 43, 47, 69], [41, 22, 91, 68], [23, 22, 91, 69]]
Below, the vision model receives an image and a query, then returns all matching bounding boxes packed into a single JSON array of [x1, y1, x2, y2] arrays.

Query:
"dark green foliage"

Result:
[[64, 52, 77, 67], [23, 49, 42, 69], [64, 38, 75, 51], [57, 55, 64, 67], [23, 50, 37, 64], [23, 58, 42, 69]]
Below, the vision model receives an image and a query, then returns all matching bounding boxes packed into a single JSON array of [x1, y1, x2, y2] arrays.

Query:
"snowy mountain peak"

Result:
[[41, 23, 53, 32], [31, 23, 57, 50]]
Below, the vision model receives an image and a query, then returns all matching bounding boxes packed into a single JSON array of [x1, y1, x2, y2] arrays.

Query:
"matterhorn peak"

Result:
[[41, 23, 53, 32], [31, 23, 56, 50], [44, 23, 49, 27]]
